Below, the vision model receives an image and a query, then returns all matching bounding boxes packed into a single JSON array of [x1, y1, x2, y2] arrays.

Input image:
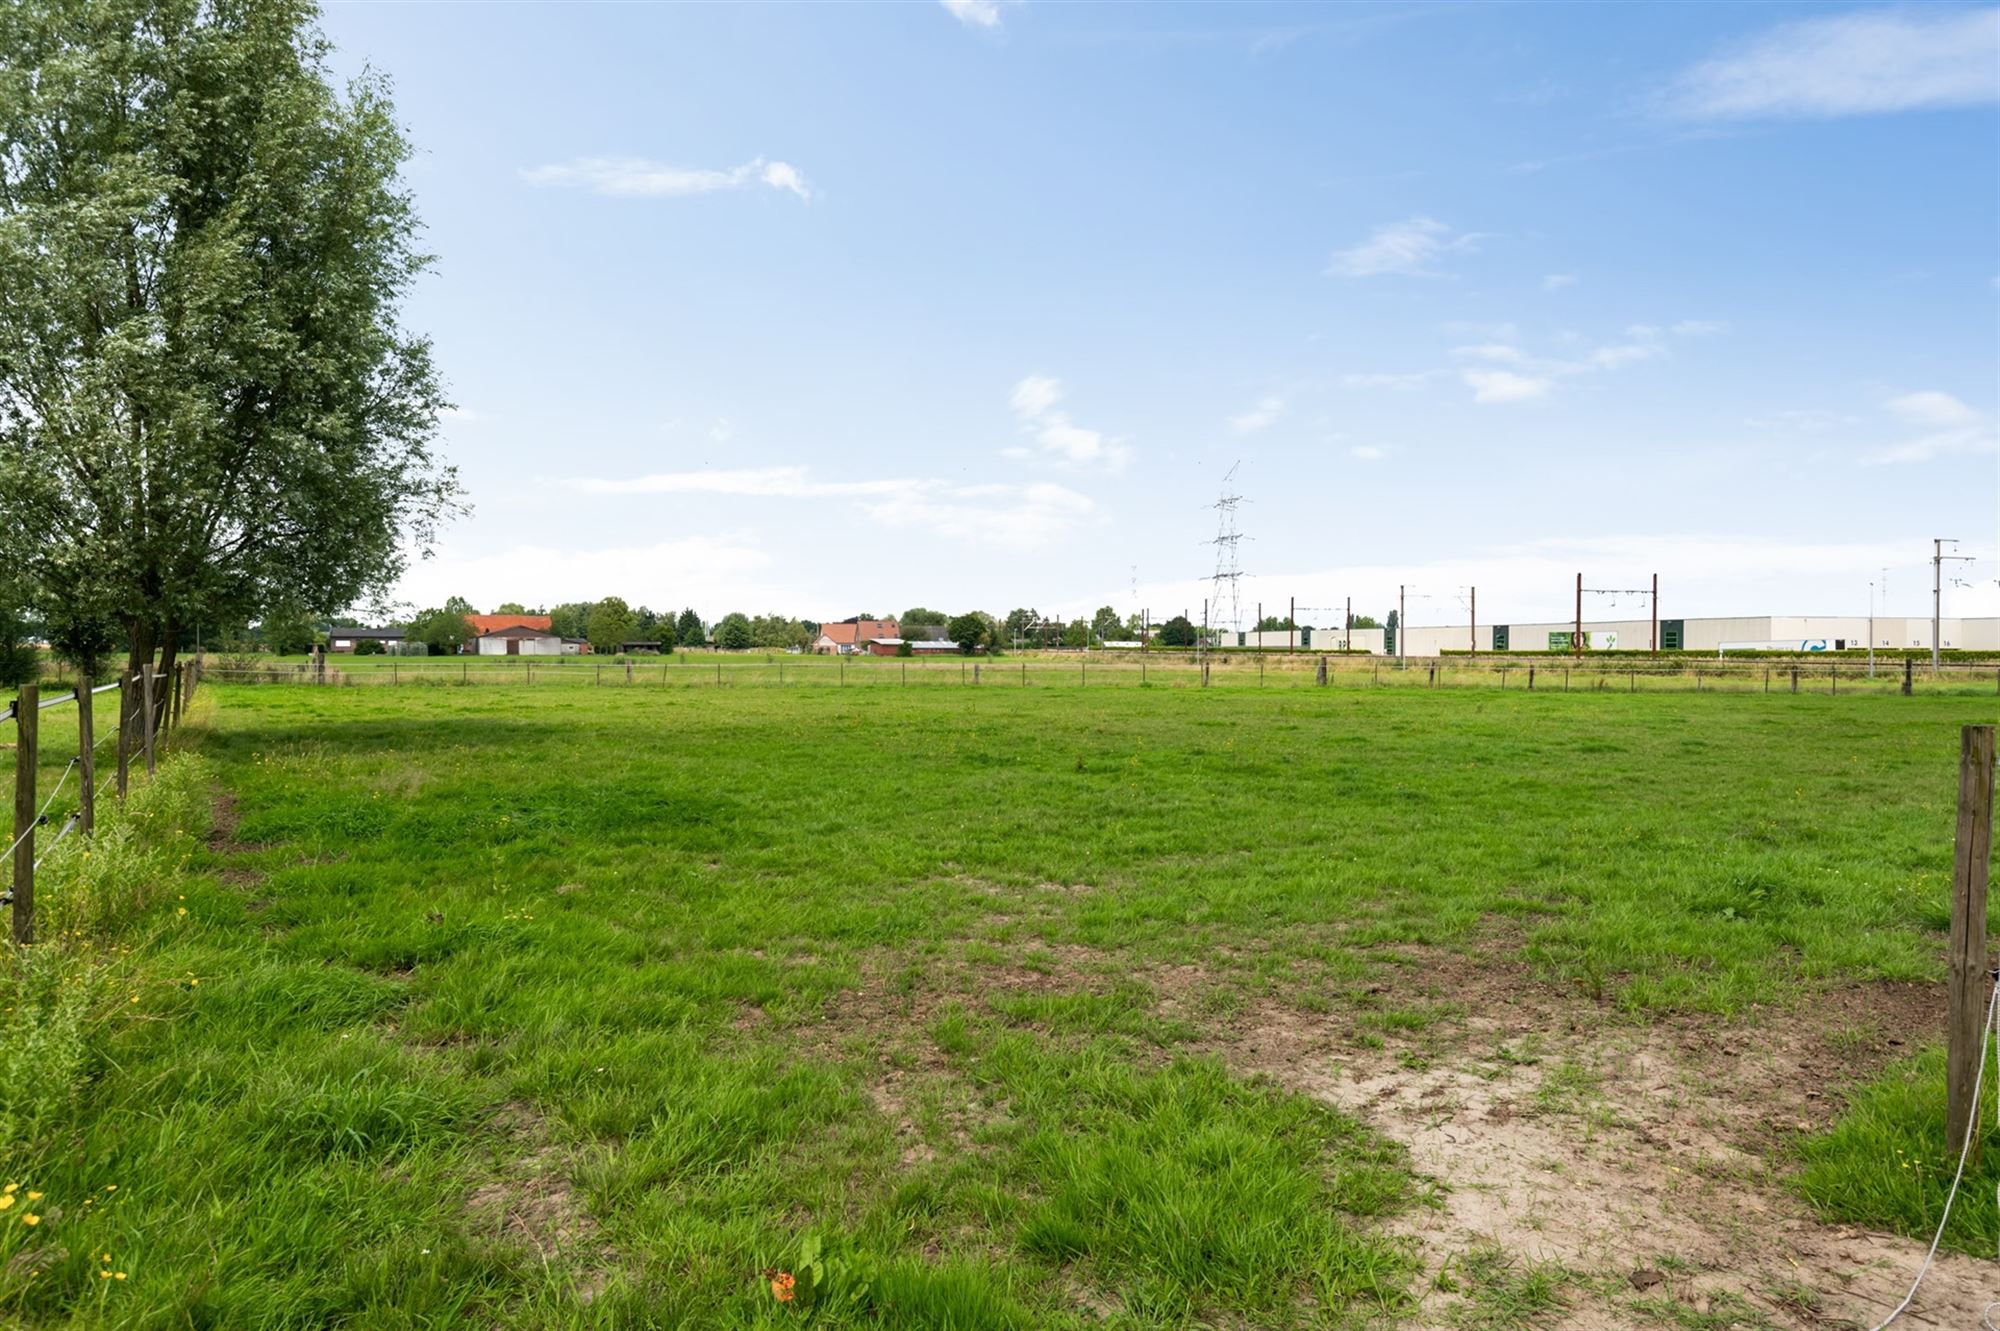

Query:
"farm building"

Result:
[[327, 627, 404, 653], [864, 637, 978, 656], [474, 625, 572, 656], [1389, 615, 2000, 657], [1220, 627, 1386, 653], [814, 619, 899, 654]]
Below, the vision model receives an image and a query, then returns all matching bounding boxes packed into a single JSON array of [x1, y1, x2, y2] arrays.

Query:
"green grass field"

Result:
[[1, 682, 1995, 1328]]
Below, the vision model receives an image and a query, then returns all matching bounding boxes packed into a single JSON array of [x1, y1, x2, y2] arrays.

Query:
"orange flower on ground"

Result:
[[768, 1270, 795, 1303]]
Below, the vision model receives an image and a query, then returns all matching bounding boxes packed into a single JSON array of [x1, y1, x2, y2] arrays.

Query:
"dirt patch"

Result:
[[1213, 956, 1995, 1330], [464, 1101, 610, 1294], [205, 787, 264, 855], [764, 940, 1994, 1328]]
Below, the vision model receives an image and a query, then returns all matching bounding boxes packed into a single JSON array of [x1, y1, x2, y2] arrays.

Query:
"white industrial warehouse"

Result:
[[1218, 615, 2000, 656]]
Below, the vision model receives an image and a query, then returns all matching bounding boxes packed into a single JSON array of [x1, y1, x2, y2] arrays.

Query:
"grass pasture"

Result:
[[2, 681, 1996, 1328]]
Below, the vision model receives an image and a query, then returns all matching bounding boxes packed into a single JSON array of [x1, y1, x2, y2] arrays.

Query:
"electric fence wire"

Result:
[[1867, 974, 1999, 1331], [1, 756, 77, 861]]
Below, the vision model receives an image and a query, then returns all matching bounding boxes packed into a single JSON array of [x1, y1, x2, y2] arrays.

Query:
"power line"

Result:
[[1204, 462, 1246, 650]]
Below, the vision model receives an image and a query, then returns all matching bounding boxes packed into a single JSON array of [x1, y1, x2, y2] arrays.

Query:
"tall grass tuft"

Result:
[[0, 754, 214, 1175]]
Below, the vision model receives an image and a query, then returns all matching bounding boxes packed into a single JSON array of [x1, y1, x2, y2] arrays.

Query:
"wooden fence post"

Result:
[[1903, 658, 1914, 696], [1528, 665, 1535, 691], [116, 673, 130, 798], [1946, 724, 1996, 1164], [11, 684, 37, 944], [140, 665, 157, 776], [1791, 666, 1799, 695], [77, 676, 94, 835], [1317, 656, 1328, 686]]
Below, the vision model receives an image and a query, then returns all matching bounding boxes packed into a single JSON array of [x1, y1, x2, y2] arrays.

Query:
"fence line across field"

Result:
[[4, 659, 201, 945], [191, 655, 2000, 697]]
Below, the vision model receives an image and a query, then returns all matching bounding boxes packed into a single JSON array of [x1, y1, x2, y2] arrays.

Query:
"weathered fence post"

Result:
[[140, 665, 157, 776], [626, 661, 634, 685], [1946, 724, 1995, 1164], [1528, 665, 1535, 691], [116, 673, 130, 798], [1903, 658, 1914, 696], [1317, 656, 1328, 686], [77, 676, 94, 835], [974, 662, 981, 685], [12, 684, 38, 944], [313, 646, 325, 686], [1791, 666, 1799, 695]]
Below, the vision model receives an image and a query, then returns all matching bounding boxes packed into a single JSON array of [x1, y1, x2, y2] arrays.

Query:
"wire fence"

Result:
[[189, 652, 2000, 697], [4, 662, 195, 944]]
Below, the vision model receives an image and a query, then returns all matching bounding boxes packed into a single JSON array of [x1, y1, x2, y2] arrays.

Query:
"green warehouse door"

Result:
[[1660, 619, 1684, 650], [1492, 625, 1509, 651]]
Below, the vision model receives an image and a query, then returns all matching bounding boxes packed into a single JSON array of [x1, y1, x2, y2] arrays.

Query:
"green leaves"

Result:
[[0, 0, 459, 660]]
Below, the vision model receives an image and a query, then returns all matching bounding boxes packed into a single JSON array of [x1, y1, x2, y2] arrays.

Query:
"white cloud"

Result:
[[1542, 273, 1578, 291], [1744, 408, 1855, 432], [940, 0, 1003, 28], [570, 466, 908, 498], [1349, 445, 1388, 462], [565, 466, 1095, 548], [1009, 375, 1062, 419], [1335, 370, 1446, 391], [1889, 390, 1978, 430], [1009, 375, 1130, 469], [1451, 344, 1527, 364], [1589, 343, 1662, 369], [1461, 369, 1553, 404], [861, 481, 1093, 546], [1671, 319, 1728, 337], [1326, 216, 1482, 278], [1229, 395, 1286, 434], [521, 156, 812, 200], [1668, 7, 2000, 120], [1868, 391, 1998, 464], [397, 534, 780, 618]]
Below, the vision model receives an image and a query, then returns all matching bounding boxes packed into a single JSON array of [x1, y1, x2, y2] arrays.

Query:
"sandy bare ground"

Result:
[[1206, 968, 1999, 1330]]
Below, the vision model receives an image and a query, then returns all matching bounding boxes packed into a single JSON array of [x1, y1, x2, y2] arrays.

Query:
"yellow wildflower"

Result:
[[21, 1214, 39, 1226]]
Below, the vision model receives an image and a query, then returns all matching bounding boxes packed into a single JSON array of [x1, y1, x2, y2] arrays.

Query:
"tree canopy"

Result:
[[1157, 615, 1196, 647], [406, 597, 473, 655], [0, 0, 460, 677], [714, 612, 752, 651], [586, 596, 635, 654], [947, 613, 986, 654]]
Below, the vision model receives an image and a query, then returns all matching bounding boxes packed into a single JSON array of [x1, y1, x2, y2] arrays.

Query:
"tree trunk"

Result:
[[153, 621, 181, 740], [125, 618, 156, 679]]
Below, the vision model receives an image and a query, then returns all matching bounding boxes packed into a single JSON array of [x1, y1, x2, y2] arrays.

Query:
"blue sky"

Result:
[[320, 1, 2000, 630]]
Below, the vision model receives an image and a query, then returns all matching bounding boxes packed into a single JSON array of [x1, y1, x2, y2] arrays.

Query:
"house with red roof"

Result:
[[812, 618, 899, 655]]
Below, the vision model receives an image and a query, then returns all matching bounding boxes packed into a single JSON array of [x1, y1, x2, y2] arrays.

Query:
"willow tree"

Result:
[[0, 0, 459, 685]]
